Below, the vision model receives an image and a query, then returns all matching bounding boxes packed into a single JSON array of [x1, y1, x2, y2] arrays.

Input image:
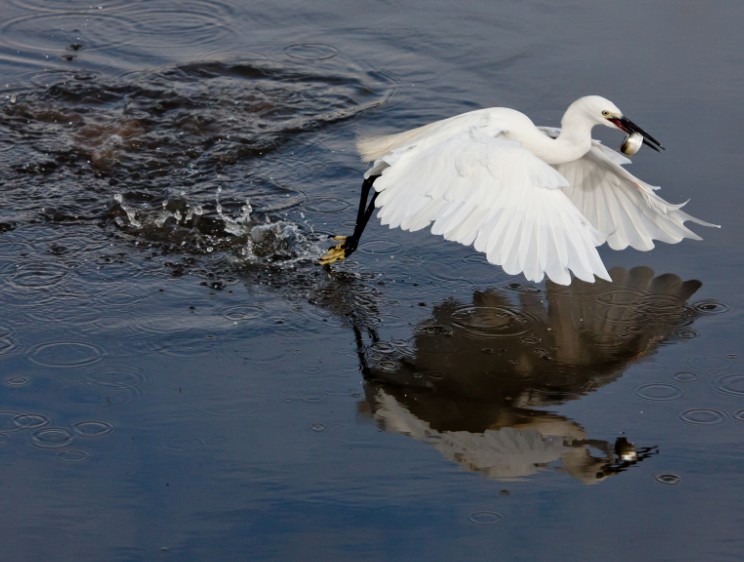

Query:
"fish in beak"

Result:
[[607, 115, 665, 152]]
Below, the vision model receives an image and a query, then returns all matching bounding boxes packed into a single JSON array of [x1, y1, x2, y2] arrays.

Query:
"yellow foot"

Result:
[[318, 236, 348, 266]]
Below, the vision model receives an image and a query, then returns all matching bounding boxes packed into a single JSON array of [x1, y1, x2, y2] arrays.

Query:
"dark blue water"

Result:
[[0, 1, 742, 560]]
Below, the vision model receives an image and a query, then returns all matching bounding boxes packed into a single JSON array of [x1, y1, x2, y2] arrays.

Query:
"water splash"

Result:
[[111, 188, 320, 265]]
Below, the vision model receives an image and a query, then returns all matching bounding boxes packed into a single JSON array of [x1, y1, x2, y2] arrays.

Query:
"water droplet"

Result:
[[311, 423, 325, 432], [678, 409, 726, 425], [634, 383, 684, 401], [691, 300, 731, 314], [4, 375, 30, 386]]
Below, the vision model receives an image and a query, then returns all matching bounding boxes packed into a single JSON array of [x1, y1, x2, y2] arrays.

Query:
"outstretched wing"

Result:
[[539, 127, 718, 251], [364, 125, 610, 285]]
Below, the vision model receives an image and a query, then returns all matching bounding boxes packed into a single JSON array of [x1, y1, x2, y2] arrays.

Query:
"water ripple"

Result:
[[450, 304, 535, 338], [284, 43, 339, 61], [5, 261, 69, 290], [0, 338, 20, 358], [688, 356, 732, 375], [83, 364, 148, 387], [2, 12, 139, 56], [634, 383, 684, 401], [73, 420, 114, 437], [56, 449, 91, 463], [60, 380, 142, 407], [678, 408, 726, 425], [304, 196, 354, 214], [671, 371, 699, 383], [596, 288, 647, 307], [690, 299, 731, 314], [467, 511, 504, 525], [4, 375, 31, 387], [29, 340, 105, 368], [116, 1, 237, 51], [8, 0, 130, 12], [359, 238, 405, 257], [31, 427, 75, 449], [151, 335, 217, 358], [12, 413, 50, 430], [655, 473, 682, 485], [714, 373, 744, 397], [218, 303, 269, 322]]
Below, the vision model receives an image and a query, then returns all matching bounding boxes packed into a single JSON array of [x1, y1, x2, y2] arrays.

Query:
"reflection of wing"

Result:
[[371, 388, 576, 481], [363, 117, 610, 285], [369, 386, 637, 485], [353, 267, 701, 484], [539, 127, 717, 251], [547, 266, 701, 366]]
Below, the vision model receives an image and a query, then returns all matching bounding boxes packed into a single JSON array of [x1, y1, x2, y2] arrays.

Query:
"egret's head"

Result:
[[573, 95, 623, 126], [578, 95, 664, 152]]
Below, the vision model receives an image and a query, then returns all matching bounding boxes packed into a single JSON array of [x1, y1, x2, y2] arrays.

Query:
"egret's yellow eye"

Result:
[[602, 110, 611, 117]]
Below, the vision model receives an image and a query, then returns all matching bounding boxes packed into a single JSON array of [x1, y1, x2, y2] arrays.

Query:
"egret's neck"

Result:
[[534, 133, 592, 165], [509, 118, 592, 165], [546, 105, 595, 164]]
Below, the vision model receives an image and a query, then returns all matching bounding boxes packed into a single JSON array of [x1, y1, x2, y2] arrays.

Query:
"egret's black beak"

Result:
[[609, 116, 664, 152]]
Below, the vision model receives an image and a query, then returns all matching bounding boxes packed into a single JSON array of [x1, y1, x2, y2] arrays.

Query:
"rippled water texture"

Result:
[[0, 1, 742, 561]]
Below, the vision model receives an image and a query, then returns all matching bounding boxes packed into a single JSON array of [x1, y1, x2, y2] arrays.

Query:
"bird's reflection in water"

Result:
[[354, 267, 702, 484]]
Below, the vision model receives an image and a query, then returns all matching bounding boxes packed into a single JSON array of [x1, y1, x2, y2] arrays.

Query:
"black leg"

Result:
[[343, 176, 379, 257], [319, 175, 380, 265]]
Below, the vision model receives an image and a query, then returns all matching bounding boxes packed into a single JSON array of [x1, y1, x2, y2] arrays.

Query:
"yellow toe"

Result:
[[318, 245, 347, 266]]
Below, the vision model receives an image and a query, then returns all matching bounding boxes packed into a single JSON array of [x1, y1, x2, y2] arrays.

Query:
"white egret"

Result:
[[319, 96, 717, 285]]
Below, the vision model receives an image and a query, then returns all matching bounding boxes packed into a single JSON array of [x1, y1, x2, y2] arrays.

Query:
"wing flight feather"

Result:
[[540, 128, 718, 252], [369, 126, 610, 285]]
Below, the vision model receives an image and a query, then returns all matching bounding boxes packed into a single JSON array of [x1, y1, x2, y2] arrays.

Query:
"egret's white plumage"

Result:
[[353, 96, 716, 285]]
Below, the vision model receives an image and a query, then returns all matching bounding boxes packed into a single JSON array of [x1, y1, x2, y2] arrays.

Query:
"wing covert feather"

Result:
[[371, 127, 610, 285]]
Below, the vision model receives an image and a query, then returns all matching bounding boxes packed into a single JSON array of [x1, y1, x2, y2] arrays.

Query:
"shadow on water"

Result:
[[316, 266, 703, 484]]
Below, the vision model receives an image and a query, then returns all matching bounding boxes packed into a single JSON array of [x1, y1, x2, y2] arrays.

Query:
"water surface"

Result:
[[0, 1, 742, 560]]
